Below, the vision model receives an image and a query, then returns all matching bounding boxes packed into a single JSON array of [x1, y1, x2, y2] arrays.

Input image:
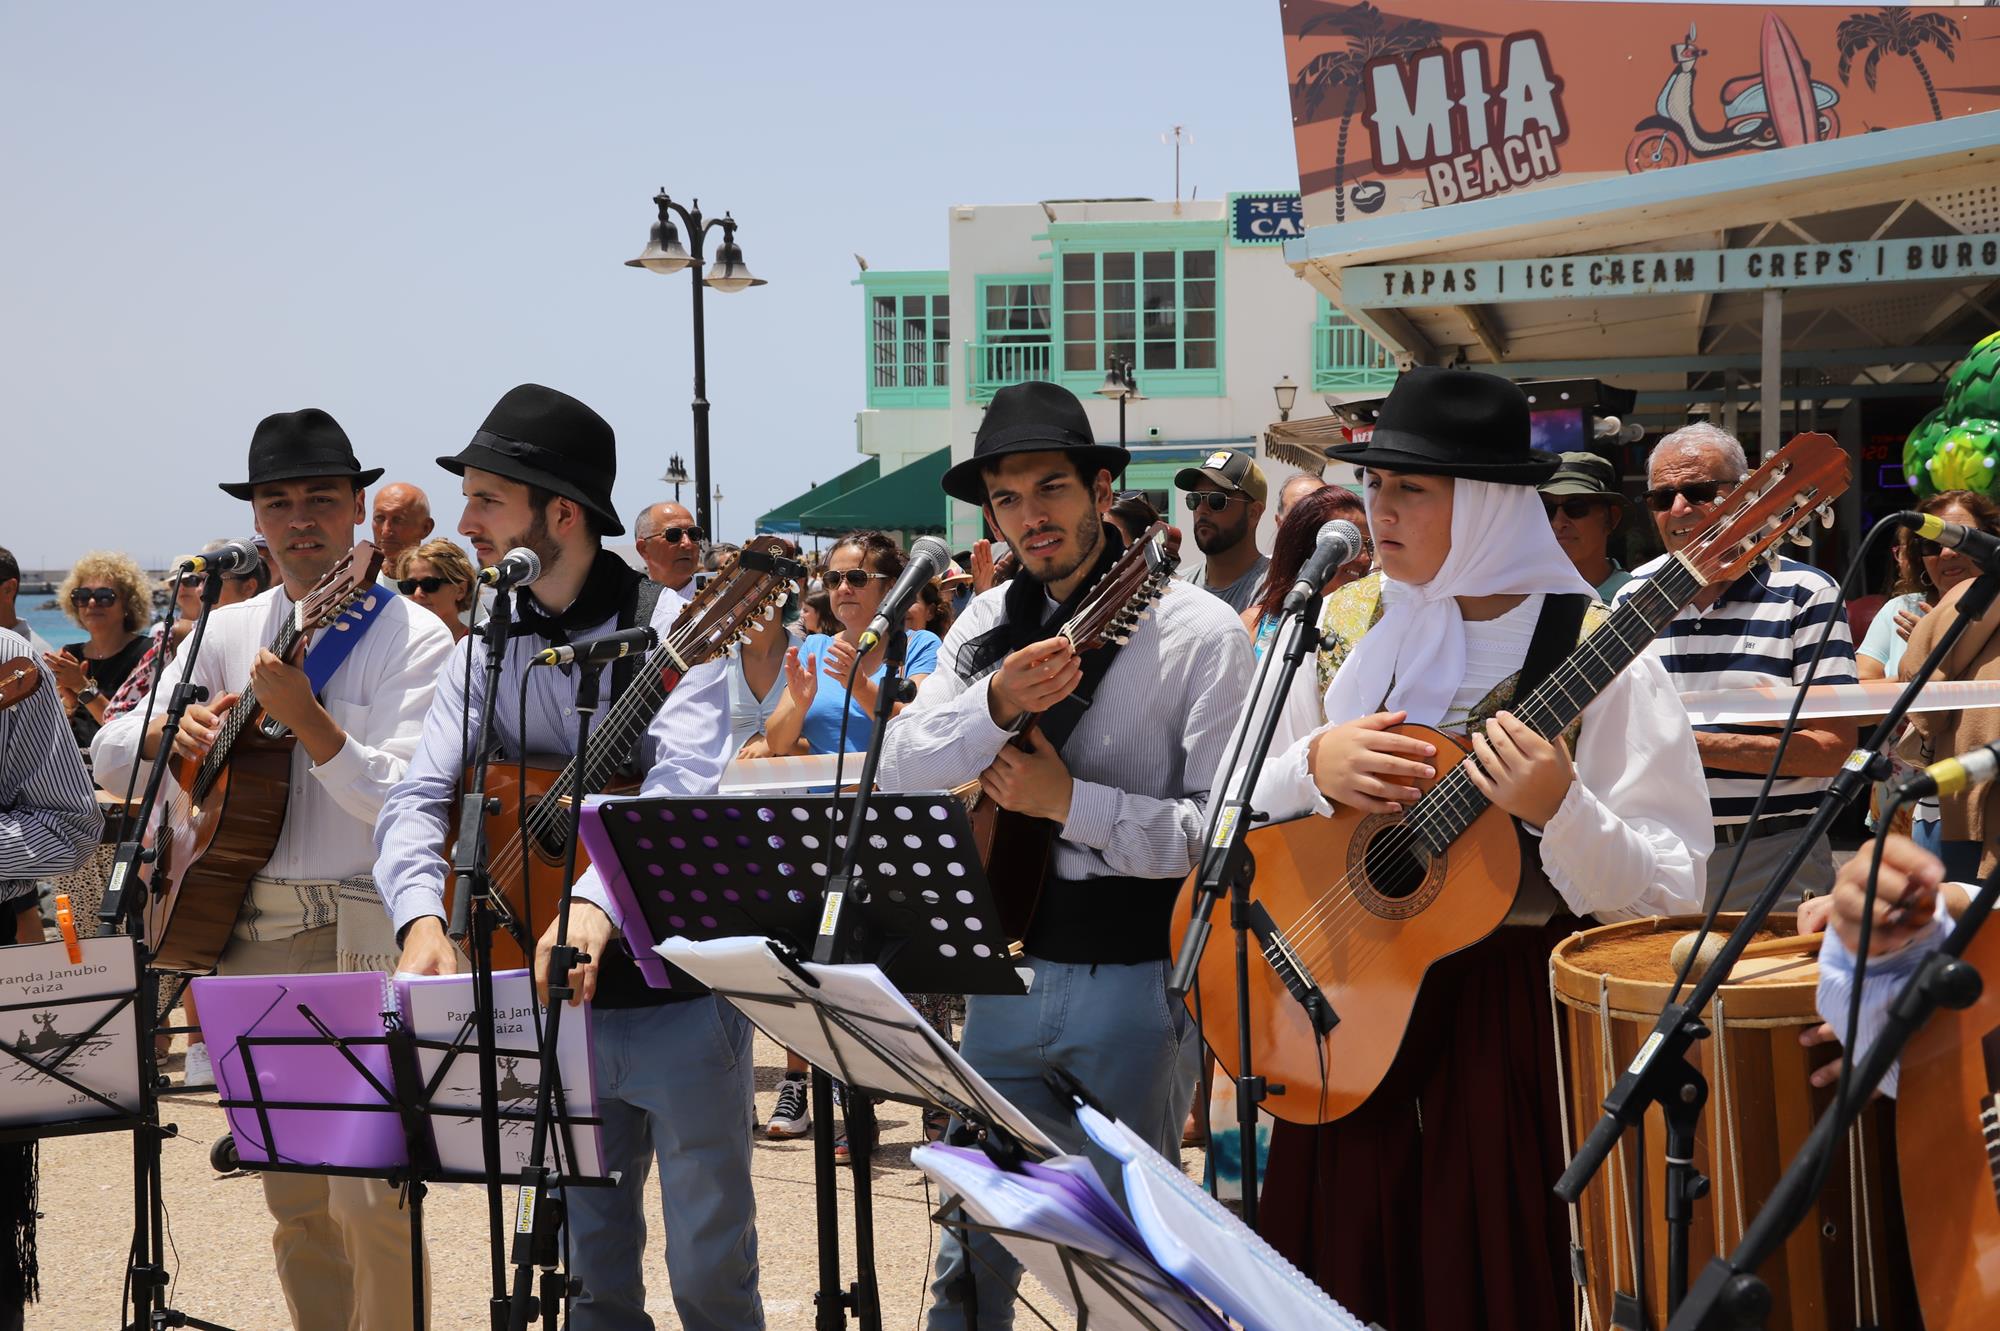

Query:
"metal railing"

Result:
[[1313, 319, 1397, 395], [964, 338, 1054, 401]]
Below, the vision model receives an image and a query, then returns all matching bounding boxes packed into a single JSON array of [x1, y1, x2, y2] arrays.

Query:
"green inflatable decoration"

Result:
[[1924, 419, 2000, 496], [1904, 406, 1953, 498], [1905, 331, 2000, 499], [1946, 330, 2000, 423]]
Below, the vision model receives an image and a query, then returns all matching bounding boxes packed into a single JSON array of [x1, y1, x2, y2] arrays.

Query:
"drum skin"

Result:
[[1552, 916, 1918, 1331]]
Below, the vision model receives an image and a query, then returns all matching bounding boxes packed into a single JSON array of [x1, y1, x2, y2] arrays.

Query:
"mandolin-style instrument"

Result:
[[0, 657, 41, 713], [1169, 433, 1848, 1124]]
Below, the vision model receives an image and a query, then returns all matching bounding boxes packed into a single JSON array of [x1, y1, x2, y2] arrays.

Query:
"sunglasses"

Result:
[[1185, 492, 1247, 513], [1543, 497, 1609, 521], [1642, 482, 1731, 512], [69, 588, 119, 607], [175, 570, 253, 588], [396, 576, 459, 596], [642, 526, 707, 546], [822, 569, 889, 590]]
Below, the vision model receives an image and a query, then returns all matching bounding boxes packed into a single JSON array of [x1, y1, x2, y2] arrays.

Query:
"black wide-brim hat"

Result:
[[942, 380, 1130, 506], [1327, 366, 1560, 485], [219, 408, 384, 499], [438, 383, 624, 536]]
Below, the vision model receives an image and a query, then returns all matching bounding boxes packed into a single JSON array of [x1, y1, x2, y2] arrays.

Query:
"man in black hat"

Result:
[[374, 383, 763, 1331], [94, 407, 455, 1331], [878, 380, 1252, 1329]]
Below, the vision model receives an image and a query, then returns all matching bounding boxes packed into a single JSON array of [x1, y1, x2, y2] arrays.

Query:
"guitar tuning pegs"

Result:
[[1818, 505, 1835, 529]]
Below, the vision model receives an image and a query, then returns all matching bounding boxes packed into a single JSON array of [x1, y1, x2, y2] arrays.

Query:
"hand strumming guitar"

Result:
[[1308, 710, 1436, 815], [979, 727, 1073, 823], [986, 636, 1081, 729], [165, 691, 241, 763]]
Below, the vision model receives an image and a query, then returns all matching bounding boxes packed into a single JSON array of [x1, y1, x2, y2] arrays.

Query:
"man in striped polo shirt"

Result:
[[1616, 423, 1857, 911]]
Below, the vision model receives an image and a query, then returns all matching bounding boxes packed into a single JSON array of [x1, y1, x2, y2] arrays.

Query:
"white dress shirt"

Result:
[[1253, 592, 1712, 922], [91, 582, 455, 883]]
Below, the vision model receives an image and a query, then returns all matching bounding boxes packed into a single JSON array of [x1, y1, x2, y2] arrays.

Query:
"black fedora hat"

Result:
[[438, 384, 624, 536], [1327, 367, 1559, 485], [219, 408, 384, 500], [941, 381, 1130, 506]]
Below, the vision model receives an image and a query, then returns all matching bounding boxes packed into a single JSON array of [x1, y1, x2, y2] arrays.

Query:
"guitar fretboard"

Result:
[[193, 616, 306, 800], [1405, 557, 1704, 855]]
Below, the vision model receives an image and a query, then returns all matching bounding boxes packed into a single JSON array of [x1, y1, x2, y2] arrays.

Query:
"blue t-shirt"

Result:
[[798, 630, 941, 755], [1857, 591, 1923, 678]]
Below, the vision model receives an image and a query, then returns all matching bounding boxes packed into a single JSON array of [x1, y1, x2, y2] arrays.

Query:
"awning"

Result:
[[755, 456, 880, 534], [798, 447, 950, 536]]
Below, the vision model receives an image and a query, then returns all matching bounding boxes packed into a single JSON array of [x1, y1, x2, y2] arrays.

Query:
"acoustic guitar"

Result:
[[147, 544, 386, 972], [1169, 433, 1848, 1124], [0, 657, 41, 712], [964, 521, 1181, 943], [459, 536, 804, 969], [1897, 915, 2000, 1328]]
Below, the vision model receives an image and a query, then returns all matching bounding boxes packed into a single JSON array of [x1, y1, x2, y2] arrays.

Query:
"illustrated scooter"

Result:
[[1627, 21, 1840, 172]]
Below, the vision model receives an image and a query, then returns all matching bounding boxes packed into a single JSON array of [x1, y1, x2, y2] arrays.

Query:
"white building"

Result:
[[758, 194, 1395, 576]]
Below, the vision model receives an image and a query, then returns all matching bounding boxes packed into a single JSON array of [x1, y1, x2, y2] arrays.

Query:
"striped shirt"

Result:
[[1616, 554, 1856, 825], [0, 627, 102, 902], [1814, 905, 1952, 1098]]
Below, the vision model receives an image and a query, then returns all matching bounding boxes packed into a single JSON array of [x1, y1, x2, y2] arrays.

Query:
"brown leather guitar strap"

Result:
[[1502, 591, 1591, 927]]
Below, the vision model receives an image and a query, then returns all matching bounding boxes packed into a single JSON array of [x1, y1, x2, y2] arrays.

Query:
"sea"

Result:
[[13, 603, 89, 649]]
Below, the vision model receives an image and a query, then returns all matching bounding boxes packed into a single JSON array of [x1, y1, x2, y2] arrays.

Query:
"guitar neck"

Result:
[[1407, 558, 1703, 852]]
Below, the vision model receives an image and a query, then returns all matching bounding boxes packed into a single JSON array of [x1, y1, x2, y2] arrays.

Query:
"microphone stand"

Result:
[[809, 625, 908, 1331], [1166, 591, 1323, 1230], [1670, 853, 2000, 1329], [1556, 567, 2000, 1315], [448, 585, 520, 1331]]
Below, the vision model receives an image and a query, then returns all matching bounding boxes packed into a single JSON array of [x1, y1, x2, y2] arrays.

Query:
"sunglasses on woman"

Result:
[[642, 525, 707, 545], [69, 588, 119, 607], [1185, 492, 1247, 513], [822, 569, 889, 590], [1642, 482, 1730, 512], [396, 576, 458, 595]]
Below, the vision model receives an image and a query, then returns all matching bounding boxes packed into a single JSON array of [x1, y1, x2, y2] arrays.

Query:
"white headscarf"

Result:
[[1322, 475, 1595, 729]]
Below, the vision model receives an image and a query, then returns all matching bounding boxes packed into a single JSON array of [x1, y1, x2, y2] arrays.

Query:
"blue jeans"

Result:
[[925, 956, 1200, 1331], [566, 997, 763, 1331]]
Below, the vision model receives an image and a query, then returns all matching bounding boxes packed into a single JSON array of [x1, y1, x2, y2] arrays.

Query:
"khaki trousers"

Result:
[[216, 924, 427, 1331]]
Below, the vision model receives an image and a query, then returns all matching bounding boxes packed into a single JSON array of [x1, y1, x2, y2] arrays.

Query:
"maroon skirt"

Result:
[[1258, 916, 1579, 1331]]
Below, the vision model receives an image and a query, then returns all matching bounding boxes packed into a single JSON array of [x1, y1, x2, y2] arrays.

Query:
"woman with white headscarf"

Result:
[[1245, 369, 1711, 1331]]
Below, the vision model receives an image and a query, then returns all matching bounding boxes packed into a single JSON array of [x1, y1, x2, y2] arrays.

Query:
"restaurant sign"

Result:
[[1229, 192, 1306, 244], [1346, 234, 2000, 308]]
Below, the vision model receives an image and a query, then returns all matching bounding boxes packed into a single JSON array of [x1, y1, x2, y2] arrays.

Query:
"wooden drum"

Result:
[[1551, 915, 1918, 1331]]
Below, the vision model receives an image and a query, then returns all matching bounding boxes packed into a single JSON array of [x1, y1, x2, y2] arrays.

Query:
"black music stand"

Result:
[[585, 789, 1028, 1331], [210, 999, 610, 1331]]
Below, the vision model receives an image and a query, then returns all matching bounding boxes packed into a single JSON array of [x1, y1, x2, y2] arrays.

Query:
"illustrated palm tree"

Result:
[[1293, 3, 1442, 222], [1835, 7, 1961, 121]]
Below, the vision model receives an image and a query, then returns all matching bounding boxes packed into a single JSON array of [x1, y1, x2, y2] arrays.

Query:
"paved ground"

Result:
[[26, 1026, 1210, 1329]]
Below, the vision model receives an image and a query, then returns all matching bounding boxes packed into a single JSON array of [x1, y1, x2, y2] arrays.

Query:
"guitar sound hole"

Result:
[[1362, 829, 1430, 900]]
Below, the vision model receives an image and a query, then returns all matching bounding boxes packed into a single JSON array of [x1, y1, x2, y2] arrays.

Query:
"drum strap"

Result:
[[1597, 974, 1642, 1314], [1548, 968, 1594, 1330]]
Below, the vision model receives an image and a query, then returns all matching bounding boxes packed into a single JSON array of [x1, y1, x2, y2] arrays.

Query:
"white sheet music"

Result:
[[1078, 1103, 1369, 1331], [656, 935, 1055, 1154], [0, 937, 140, 1128], [395, 969, 604, 1181]]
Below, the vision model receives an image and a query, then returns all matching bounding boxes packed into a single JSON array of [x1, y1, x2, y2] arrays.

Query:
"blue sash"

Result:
[[258, 588, 392, 739]]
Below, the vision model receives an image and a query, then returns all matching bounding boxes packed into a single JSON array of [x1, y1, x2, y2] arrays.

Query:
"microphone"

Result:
[[1889, 737, 2000, 803], [177, 540, 261, 576], [1279, 520, 1367, 615], [477, 546, 543, 589], [1897, 512, 2000, 571], [857, 536, 951, 653], [532, 626, 658, 668]]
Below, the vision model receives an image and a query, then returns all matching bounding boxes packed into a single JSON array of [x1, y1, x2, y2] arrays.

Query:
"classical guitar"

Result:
[[461, 535, 805, 969], [0, 657, 41, 712], [1896, 915, 2000, 1328], [1169, 434, 1848, 1124], [964, 521, 1181, 943], [147, 544, 386, 972]]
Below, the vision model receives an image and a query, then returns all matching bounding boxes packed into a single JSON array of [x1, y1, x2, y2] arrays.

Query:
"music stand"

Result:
[[583, 792, 1027, 1331], [194, 971, 610, 1331], [0, 936, 145, 1141]]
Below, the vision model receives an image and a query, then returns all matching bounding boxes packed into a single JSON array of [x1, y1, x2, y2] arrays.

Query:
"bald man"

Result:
[[371, 482, 434, 566], [633, 500, 703, 592], [1274, 471, 1327, 524]]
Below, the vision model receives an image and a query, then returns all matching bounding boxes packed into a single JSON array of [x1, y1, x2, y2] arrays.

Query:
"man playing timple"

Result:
[[378, 385, 761, 1331], [634, 500, 703, 592], [370, 481, 435, 567], [93, 409, 453, 1331], [1175, 450, 1270, 614], [1616, 422, 1857, 910], [881, 381, 1251, 1329], [1538, 451, 1634, 601]]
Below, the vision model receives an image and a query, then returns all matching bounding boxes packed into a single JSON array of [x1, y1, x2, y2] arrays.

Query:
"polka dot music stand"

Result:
[[579, 791, 1028, 999]]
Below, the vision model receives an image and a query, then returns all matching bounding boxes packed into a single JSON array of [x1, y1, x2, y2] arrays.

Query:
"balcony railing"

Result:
[[1314, 319, 1398, 396], [965, 338, 1054, 402]]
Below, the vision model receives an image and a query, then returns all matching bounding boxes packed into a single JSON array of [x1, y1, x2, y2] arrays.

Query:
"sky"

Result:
[[0, 2, 1300, 570]]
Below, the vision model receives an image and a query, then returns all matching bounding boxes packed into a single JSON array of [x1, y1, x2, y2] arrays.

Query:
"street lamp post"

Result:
[[627, 189, 766, 536], [1096, 356, 1143, 488], [713, 484, 724, 543], [1273, 375, 1298, 423], [662, 453, 689, 504]]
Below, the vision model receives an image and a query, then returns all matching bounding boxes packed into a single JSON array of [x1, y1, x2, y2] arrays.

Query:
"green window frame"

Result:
[[1049, 230, 1223, 398], [859, 272, 950, 408], [1313, 296, 1398, 396], [967, 275, 1054, 401]]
